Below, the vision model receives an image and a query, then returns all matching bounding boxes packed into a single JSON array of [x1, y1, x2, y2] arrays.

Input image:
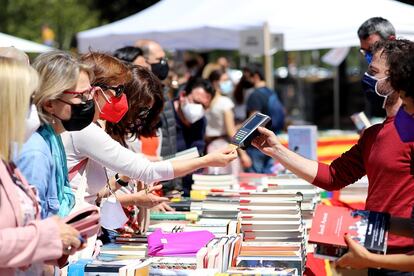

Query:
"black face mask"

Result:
[[56, 99, 95, 131], [151, 59, 169, 80]]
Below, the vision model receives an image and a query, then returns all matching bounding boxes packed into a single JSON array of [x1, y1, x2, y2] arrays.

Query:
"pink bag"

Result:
[[63, 205, 100, 238], [148, 229, 214, 256]]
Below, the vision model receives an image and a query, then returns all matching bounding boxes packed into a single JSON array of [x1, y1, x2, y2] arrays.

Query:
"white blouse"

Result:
[[61, 123, 174, 201]]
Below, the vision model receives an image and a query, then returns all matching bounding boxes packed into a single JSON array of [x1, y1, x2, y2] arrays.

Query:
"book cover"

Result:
[[309, 204, 389, 259]]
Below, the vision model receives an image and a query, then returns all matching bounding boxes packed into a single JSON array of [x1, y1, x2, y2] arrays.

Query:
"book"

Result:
[[350, 111, 371, 132], [287, 125, 318, 160], [163, 147, 200, 161], [309, 204, 390, 260]]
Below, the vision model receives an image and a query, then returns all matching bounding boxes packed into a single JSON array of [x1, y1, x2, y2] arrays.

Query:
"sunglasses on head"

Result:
[[95, 83, 125, 98]]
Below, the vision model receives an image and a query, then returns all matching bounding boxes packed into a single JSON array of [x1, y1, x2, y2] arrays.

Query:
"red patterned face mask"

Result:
[[99, 93, 129, 123]]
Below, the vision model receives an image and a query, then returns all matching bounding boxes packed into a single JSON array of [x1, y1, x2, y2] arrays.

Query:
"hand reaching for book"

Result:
[[335, 234, 373, 270], [151, 202, 175, 212], [252, 127, 281, 157], [131, 185, 169, 208]]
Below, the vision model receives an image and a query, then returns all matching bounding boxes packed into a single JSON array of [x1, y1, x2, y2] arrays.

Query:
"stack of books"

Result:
[[237, 191, 306, 274], [191, 173, 237, 191], [265, 176, 321, 229]]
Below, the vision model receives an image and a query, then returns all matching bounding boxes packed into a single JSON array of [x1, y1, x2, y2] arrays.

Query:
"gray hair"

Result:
[[32, 50, 94, 123], [357, 17, 395, 40]]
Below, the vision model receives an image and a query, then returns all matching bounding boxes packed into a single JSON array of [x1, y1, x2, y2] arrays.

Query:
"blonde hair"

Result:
[[0, 57, 39, 161], [32, 50, 94, 123]]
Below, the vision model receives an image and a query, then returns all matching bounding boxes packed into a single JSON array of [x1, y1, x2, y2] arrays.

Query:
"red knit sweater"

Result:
[[314, 117, 414, 250]]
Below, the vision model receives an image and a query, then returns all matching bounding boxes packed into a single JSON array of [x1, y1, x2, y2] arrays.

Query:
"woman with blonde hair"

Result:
[[0, 57, 82, 275], [16, 50, 97, 218]]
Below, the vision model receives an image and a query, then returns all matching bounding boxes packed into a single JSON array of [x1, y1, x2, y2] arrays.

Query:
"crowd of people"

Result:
[[0, 15, 413, 276]]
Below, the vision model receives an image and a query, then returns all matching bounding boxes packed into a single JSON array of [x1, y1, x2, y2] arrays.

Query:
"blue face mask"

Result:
[[361, 72, 377, 94], [219, 80, 234, 95], [394, 106, 414, 142]]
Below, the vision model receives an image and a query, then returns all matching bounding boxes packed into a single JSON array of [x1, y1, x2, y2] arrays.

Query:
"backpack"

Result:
[[258, 87, 285, 133]]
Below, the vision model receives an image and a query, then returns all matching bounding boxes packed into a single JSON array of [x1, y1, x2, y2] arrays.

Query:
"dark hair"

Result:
[[113, 46, 143, 63], [80, 52, 132, 86], [357, 17, 395, 40], [233, 74, 254, 104], [184, 77, 215, 98], [244, 62, 265, 81], [386, 40, 414, 99], [208, 69, 225, 83], [106, 66, 164, 145]]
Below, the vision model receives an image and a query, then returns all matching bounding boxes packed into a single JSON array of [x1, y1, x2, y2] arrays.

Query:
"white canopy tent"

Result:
[[78, 0, 414, 52], [0, 32, 53, 53]]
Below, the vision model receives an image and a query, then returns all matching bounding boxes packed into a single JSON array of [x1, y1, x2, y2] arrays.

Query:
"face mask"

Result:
[[99, 195, 128, 230], [181, 100, 205, 124], [219, 80, 234, 95], [99, 93, 129, 123], [362, 73, 392, 108], [151, 59, 169, 81], [361, 72, 377, 94], [25, 104, 40, 141], [57, 99, 95, 131]]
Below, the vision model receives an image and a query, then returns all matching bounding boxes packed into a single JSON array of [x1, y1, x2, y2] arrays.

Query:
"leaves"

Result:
[[0, 0, 159, 50]]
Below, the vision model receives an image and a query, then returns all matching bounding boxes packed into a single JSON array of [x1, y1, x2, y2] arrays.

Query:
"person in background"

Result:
[[252, 39, 414, 276], [0, 57, 82, 276], [244, 63, 285, 174], [335, 39, 414, 273], [205, 69, 251, 174], [113, 46, 148, 69], [232, 70, 255, 124], [358, 17, 396, 118], [173, 77, 216, 195], [135, 39, 181, 196], [17, 51, 96, 218]]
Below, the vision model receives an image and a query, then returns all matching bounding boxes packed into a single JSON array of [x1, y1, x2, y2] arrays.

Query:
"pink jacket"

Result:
[[0, 161, 62, 276]]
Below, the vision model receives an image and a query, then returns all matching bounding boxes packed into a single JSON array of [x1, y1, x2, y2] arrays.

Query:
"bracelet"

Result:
[[115, 173, 129, 187]]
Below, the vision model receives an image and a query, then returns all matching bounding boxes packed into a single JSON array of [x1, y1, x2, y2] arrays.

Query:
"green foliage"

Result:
[[0, 0, 99, 50], [0, 0, 160, 50]]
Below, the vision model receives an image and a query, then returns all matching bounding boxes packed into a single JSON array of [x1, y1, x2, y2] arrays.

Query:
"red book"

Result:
[[309, 204, 389, 259]]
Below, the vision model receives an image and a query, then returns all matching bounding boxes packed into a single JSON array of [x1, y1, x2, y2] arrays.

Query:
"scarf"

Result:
[[38, 124, 75, 217]]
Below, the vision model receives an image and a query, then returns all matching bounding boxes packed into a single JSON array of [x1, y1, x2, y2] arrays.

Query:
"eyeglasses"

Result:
[[63, 86, 100, 102], [95, 83, 125, 98]]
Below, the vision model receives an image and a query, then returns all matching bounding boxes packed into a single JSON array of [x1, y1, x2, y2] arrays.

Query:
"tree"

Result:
[[0, 0, 99, 50]]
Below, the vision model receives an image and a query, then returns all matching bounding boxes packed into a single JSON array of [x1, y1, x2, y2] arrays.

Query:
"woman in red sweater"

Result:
[[253, 39, 414, 274]]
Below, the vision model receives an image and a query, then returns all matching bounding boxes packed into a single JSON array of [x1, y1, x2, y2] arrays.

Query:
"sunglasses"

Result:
[[95, 83, 125, 98]]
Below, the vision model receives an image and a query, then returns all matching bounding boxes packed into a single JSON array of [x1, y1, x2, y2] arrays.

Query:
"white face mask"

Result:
[[25, 104, 40, 142], [99, 195, 128, 230], [181, 99, 205, 124]]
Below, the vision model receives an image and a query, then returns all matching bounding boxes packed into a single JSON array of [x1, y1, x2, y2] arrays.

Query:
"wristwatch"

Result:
[[115, 173, 129, 187]]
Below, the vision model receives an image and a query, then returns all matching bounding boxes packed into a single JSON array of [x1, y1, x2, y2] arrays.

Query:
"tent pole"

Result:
[[263, 21, 274, 89], [334, 66, 340, 129]]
